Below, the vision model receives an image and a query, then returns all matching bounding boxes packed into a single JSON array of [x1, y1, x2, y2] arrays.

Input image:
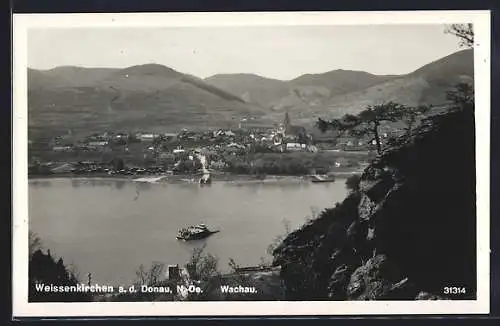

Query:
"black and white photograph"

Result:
[[12, 11, 490, 317]]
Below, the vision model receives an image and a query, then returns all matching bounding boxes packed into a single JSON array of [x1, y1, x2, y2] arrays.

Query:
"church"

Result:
[[278, 111, 309, 143]]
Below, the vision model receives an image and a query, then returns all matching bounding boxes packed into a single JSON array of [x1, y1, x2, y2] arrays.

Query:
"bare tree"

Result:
[[445, 23, 474, 48], [184, 245, 221, 300], [134, 261, 166, 286]]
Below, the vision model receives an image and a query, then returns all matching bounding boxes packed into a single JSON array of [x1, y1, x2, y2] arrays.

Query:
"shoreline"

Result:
[[28, 171, 359, 184]]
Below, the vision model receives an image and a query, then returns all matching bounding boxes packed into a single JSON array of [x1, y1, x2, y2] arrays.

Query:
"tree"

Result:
[[401, 105, 432, 137], [185, 245, 221, 301], [267, 218, 292, 256], [29, 248, 91, 302], [111, 157, 125, 171], [345, 174, 361, 192], [29, 231, 43, 257], [134, 262, 166, 287], [445, 23, 474, 48], [447, 82, 474, 110], [444, 24, 474, 111], [317, 102, 410, 155], [173, 157, 203, 174]]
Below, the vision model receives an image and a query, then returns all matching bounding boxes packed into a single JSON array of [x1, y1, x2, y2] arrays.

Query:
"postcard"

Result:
[[12, 10, 491, 317]]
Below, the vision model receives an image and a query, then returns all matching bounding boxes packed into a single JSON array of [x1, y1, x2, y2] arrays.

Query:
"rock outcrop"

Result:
[[273, 107, 476, 300]]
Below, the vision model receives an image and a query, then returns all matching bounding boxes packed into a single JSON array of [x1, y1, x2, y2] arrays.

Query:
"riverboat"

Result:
[[311, 175, 336, 183], [176, 224, 219, 241]]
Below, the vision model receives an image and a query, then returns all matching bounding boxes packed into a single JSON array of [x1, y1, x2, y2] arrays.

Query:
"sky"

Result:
[[27, 25, 463, 80]]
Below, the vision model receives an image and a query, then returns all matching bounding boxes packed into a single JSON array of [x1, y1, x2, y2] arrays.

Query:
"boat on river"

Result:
[[176, 224, 219, 241], [311, 174, 336, 183]]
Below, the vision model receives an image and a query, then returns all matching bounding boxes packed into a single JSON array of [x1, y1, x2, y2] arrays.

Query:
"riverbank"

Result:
[[28, 170, 360, 183]]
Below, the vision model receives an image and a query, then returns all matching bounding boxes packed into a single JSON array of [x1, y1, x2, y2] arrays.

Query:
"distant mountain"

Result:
[[205, 74, 291, 108], [205, 70, 397, 113], [289, 69, 398, 96], [204, 49, 473, 127], [28, 49, 474, 139], [311, 49, 474, 121], [28, 64, 270, 138], [28, 66, 118, 89], [264, 49, 474, 124]]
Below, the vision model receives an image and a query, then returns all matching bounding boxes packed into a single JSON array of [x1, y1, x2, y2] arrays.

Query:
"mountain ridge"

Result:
[[28, 49, 473, 138]]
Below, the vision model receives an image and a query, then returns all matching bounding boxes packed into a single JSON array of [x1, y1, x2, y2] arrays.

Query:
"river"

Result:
[[28, 177, 349, 286]]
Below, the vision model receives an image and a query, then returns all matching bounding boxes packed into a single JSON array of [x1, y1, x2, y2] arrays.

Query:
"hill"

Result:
[[28, 66, 119, 89], [273, 106, 476, 300], [205, 74, 291, 108], [28, 64, 271, 139], [28, 49, 474, 139], [311, 49, 474, 121], [289, 69, 398, 96], [205, 70, 397, 112], [205, 49, 474, 126]]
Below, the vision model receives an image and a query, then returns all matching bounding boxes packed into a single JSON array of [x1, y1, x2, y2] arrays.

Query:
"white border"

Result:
[[12, 11, 491, 317]]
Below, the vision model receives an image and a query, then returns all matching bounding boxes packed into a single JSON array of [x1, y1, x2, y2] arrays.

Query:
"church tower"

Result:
[[283, 111, 292, 134]]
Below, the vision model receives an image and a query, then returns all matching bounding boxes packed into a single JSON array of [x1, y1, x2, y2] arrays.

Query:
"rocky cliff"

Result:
[[272, 106, 476, 300]]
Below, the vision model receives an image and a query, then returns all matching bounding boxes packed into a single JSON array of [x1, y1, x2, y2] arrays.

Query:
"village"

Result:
[[28, 112, 404, 178]]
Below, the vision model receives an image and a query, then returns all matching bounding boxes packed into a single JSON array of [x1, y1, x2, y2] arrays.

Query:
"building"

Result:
[[88, 141, 108, 147], [227, 142, 245, 150], [163, 133, 177, 141], [173, 146, 185, 154], [138, 133, 157, 142], [278, 112, 309, 143], [286, 142, 306, 151], [52, 145, 72, 152], [167, 265, 180, 280]]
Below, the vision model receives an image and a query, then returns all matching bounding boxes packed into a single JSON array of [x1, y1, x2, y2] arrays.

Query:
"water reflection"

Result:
[[71, 179, 81, 188], [135, 182, 152, 191], [30, 180, 52, 187], [115, 180, 126, 190]]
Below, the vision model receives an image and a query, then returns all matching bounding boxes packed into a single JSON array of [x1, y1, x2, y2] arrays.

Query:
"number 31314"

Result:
[[443, 287, 466, 294]]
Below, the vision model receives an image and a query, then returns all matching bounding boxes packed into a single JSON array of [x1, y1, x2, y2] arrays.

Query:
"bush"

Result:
[[173, 157, 203, 174]]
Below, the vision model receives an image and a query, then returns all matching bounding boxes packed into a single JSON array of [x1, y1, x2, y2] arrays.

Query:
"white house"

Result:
[[139, 133, 156, 141], [307, 145, 319, 153], [88, 141, 108, 147], [227, 142, 245, 149], [286, 143, 303, 151]]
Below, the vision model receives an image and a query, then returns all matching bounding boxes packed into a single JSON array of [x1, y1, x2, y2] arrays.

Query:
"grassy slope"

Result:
[[28, 65, 271, 139]]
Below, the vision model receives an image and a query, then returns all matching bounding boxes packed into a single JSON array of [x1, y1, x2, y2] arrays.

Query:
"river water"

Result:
[[29, 177, 348, 286]]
